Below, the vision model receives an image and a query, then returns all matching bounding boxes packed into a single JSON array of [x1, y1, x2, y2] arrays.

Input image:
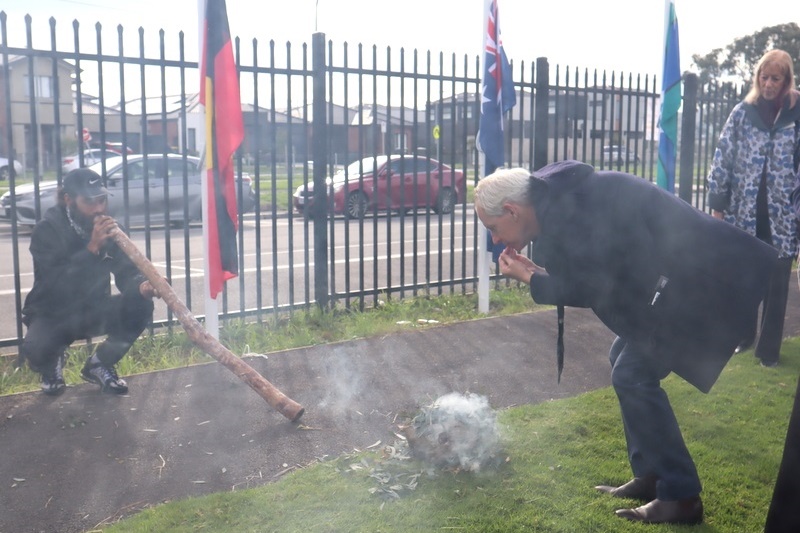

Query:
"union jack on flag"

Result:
[[478, 0, 516, 262], [478, 0, 516, 175]]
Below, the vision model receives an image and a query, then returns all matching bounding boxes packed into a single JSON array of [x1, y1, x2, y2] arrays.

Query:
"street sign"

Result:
[[82, 128, 91, 142], [432, 125, 440, 140]]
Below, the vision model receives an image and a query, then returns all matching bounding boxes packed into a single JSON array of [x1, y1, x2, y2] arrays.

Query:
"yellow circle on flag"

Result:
[[433, 125, 440, 139]]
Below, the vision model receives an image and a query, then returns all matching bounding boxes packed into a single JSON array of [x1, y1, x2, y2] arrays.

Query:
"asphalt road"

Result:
[[0, 209, 479, 350]]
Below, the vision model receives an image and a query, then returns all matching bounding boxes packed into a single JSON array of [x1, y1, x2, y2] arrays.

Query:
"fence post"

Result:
[[678, 72, 697, 204], [311, 32, 329, 309], [533, 57, 549, 170]]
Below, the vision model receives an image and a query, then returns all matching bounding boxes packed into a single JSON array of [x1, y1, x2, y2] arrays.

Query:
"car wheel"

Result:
[[345, 190, 368, 220], [434, 187, 457, 214], [0, 166, 8, 181]]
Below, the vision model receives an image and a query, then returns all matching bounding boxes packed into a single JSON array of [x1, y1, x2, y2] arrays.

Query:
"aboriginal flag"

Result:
[[200, 0, 244, 298]]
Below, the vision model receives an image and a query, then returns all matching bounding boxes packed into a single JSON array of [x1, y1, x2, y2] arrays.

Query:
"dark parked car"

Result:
[[292, 155, 466, 219], [1, 154, 256, 229], [602, 145, 640, 166]]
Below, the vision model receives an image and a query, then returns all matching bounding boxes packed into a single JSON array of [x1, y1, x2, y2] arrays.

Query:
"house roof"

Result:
[[287, 102, 422, 126]]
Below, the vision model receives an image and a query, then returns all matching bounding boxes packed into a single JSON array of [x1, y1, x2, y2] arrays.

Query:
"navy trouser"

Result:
[[21, 289, 153, 373], [609, 336, 702, 501]]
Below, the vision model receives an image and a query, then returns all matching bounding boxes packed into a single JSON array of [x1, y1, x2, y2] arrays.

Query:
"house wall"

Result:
[[0, 56, 74, 171]]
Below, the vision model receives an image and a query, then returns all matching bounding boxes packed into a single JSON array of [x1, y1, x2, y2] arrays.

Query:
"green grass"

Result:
[[99, 340, 798, 532], [0, 285, 537, 396]]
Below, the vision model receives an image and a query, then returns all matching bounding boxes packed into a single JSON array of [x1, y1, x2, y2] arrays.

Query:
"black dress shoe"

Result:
[[615, 496, 703, 525], [595, 476, 657, 501]]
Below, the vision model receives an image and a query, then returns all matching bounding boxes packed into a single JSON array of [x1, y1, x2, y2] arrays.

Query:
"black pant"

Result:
[[765, 375, 800, 532], [746, 257, 793, 365], [21, 290, 153, 373]]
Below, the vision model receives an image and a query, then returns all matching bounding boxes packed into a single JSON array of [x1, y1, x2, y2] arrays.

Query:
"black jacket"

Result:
[[528, 160, 778, 393], [22, 204, 146, 323]]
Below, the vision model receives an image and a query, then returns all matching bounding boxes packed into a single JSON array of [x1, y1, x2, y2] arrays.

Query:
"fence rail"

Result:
[[0, 14, 743, 350]]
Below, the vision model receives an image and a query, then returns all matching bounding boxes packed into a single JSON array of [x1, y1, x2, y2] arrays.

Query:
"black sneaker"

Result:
[[81, 360, 128, 394], [40, 354, 66, 396]]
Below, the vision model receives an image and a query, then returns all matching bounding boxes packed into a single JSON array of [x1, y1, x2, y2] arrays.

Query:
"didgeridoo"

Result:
[[112, 230, 304, 422]]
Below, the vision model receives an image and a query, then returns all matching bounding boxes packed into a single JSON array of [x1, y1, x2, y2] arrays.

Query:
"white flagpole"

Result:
[[662, 0, 670, 81], [477, 0, 492, 314], [198, 0, 219, 339]]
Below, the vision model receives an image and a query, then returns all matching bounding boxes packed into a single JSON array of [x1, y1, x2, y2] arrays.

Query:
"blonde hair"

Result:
[[744, 49, 798, 107], [474, 167, 531, 217]]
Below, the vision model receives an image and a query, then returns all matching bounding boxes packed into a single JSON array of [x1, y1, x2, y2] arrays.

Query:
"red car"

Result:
[[292, 155, 466, 219]]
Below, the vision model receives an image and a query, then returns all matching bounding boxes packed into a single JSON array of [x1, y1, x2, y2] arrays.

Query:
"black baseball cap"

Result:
[[63, 168, 110, 199]]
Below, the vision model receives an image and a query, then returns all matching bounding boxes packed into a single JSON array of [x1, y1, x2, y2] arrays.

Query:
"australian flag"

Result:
[[478, 0, 516, 176], [478, 0, 516, 260]]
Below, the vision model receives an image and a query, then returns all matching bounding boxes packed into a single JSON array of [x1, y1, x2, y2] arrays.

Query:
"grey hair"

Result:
[[474, 167, 531, 217]]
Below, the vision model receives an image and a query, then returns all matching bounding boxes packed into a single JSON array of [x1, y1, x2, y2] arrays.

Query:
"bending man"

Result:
[[474, 161, 777, 525]]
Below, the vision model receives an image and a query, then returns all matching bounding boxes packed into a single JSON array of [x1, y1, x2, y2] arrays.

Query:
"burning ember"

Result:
[[401, 392, 504, 472]]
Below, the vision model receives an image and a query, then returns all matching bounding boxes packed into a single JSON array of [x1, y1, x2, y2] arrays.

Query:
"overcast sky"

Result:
[[2, 0, 794, 74], [1, 0, 794, 109]]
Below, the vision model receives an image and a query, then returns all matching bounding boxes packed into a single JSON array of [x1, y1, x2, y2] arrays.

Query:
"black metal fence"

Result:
[[0, 13, 743, 349]]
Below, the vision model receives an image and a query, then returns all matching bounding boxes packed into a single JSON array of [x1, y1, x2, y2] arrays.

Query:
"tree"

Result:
[[691, 23, 800, 89]]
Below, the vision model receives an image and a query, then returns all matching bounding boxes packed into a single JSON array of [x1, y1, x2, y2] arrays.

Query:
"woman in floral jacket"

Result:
[[707, 48, 800, 367]]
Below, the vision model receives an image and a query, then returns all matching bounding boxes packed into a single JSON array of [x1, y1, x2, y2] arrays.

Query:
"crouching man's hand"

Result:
[[139, 280, 163, 300]]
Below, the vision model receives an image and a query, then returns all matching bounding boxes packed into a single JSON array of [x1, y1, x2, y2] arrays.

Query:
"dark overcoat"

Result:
[[528, 160, 778, 393]]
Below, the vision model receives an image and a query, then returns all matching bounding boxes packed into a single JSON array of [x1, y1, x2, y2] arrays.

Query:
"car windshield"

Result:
[[87, 156, 124, 174], [86, 156, 201, 176], [332, 156, 389, 184]]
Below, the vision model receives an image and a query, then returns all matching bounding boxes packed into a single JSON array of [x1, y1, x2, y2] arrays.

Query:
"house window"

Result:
[[24, 75, 53, 99], [393, 132, 405, 152], [188, 128, 196, 152]]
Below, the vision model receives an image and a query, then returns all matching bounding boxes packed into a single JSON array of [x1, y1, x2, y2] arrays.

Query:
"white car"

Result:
[[0, 156, 23, 180], [61, 148, 121, 173], [1, 154, 257, 229]]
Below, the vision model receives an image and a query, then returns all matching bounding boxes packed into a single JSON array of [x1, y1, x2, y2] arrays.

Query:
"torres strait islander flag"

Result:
[[657, 0, 681, 192], [200, 0, 244, 299]]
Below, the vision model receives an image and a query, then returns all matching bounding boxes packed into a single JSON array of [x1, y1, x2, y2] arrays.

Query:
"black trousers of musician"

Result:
[[21, 290, 153, 373]]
